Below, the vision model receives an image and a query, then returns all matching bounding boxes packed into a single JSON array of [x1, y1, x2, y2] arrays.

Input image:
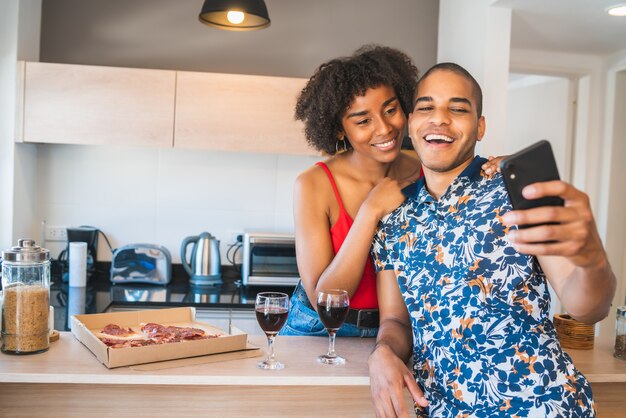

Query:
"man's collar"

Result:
[[461, 156, 488, 182], [404, 156, 488, 199]]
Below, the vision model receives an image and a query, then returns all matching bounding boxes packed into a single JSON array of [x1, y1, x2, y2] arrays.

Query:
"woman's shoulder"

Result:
[[294, 159, 341, 215], [294, 158, 338, 194]]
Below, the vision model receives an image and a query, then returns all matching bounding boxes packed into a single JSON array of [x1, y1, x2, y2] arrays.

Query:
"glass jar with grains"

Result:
[[615, 306, 626, 361], [1, 239, 50, 354]]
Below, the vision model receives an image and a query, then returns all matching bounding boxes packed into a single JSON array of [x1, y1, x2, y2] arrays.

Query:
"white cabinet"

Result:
[[174, 70, 313, 155], [19, 62, 176, 147], [108, 305, 263, 336], [194, 308, 262, 336]]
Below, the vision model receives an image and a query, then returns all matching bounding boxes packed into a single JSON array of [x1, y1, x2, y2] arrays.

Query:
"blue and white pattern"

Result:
[[372, 157, 595, 418]]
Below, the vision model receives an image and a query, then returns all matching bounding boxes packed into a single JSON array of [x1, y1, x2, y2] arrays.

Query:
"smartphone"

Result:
[[499, 140, 565, 211]]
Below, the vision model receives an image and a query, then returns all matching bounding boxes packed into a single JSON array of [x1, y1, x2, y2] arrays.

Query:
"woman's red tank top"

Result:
[[316, 162, 378, 309]]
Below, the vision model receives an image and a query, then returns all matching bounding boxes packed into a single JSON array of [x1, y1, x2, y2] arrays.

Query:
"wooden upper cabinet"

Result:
[[20, 62, 176, 147], [17, 62, 315, 155], [174, 71, 315, 155]]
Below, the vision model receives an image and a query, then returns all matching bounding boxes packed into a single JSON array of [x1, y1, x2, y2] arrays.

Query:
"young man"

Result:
[[368, 63, 616, 418]]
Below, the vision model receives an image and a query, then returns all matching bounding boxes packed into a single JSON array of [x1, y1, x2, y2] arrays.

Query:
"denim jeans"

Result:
[[279, 286, 378, 338]]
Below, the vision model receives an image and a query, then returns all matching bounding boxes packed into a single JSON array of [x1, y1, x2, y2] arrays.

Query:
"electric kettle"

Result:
[[180, 232, 222, 285]]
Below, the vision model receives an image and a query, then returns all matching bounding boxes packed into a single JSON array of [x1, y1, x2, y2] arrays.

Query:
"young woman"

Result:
[[281, 46, 500, 337]]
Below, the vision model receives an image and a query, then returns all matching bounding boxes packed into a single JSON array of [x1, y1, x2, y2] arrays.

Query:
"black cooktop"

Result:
[[50, 263, 295, 332]]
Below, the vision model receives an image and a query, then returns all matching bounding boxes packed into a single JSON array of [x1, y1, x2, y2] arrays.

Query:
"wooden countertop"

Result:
[[3, 334, 626, 418], [0, 333, 374, 386], [2, 333, 626, 386], [564, 342, 626, 383]]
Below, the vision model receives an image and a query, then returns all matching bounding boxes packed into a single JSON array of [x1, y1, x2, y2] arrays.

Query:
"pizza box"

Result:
[[71, 307, 248, 368]]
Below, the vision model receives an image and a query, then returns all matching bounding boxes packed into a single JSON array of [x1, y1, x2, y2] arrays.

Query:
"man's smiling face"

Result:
[[408, 69, 485, 174]]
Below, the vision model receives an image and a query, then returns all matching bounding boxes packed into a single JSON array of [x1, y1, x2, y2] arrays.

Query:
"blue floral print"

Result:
[[372, 157, 595, 418]]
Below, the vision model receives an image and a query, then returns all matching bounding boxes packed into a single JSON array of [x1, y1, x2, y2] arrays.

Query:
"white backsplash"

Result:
[[34, 144, 321, 264]]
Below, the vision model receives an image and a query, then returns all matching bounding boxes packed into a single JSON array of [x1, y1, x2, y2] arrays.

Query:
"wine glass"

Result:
[[255, 292, 290, 370], [316, 289, 349, 365]]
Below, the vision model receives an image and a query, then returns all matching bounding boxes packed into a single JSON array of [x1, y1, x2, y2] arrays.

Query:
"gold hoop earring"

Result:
[[335, 137, 348, 154]]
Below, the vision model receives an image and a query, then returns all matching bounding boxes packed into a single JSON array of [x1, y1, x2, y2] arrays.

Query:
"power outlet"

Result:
[[45, 226, 68, 242], [226, 230, 243, 244]]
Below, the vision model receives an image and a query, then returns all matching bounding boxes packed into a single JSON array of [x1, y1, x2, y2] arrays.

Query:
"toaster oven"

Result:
[[242, 232, 299, 286]]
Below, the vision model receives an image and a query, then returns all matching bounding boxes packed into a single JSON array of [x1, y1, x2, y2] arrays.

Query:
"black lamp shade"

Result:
[[199, 0, 271, 31]]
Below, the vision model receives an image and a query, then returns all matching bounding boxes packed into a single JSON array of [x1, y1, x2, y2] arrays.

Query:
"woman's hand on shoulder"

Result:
[[362, 178, 407, 220], [482, 155, 507, 177]]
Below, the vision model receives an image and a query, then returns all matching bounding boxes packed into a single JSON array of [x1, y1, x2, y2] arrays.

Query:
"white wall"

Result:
[[572, 75, 590, 190], [509, 48, 606, 209], [0, 0, 41, 251], [505, 74, 571, 178], [12, 1, 42, 245], [438, 0, 511, 157], [0, 0, 20, 251], [509, 47, 626, 345], [599, 50, 626, 344], [505, 74, 572, 318], [35, 145, 321, 264]]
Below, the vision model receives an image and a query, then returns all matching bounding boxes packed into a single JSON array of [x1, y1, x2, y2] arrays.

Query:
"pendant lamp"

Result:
[[199, 0, 271, 31]]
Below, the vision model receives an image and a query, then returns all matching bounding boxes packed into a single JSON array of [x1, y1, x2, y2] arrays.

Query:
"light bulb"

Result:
[[608, 5, 626, 16], [227, 10, 245, 24]]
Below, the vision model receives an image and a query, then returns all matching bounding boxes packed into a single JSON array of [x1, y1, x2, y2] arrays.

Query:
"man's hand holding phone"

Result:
[[501, 180, 607, 270], [500, 141, 615, 324], [499, 141, 605, 268]]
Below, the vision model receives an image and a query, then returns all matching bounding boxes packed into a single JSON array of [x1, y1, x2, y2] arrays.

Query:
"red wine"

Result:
[[317, 303, 349, 330], [256, 307, 288, 335]]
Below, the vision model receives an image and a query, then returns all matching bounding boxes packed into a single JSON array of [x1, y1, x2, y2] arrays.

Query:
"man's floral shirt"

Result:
[[372, 157, 594, 417]]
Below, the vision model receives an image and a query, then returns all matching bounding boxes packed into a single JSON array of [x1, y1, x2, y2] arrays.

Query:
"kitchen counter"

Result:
[[1, 334, 626, 417], [0, 333, 372, 386], [0, 333, 405, 417]]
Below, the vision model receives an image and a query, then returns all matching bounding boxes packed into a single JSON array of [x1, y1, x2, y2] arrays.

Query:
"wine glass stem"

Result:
[[267, 335, 276, 363], [327, 331, 337, 357]]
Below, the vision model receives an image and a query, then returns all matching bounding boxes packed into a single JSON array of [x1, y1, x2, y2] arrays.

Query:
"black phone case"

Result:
[[499, 140, 565, 210]]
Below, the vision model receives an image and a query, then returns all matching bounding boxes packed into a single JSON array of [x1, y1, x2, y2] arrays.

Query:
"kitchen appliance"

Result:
[[59, 226, 100, 282], [67, 226, 99, 269], [110, 244, 172, 285], [181, 232, 221, 285], [242, 232, 299, 286]]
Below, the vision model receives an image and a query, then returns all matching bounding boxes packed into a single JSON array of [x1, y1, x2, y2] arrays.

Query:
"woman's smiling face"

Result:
[[340, 84, 406, 163]]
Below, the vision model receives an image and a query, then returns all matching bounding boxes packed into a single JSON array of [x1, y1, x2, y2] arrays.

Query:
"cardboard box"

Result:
[[71, 307, 247, 368]]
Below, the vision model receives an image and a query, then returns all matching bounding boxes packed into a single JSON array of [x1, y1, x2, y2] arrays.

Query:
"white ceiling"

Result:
[[497, 0, 626, 55]]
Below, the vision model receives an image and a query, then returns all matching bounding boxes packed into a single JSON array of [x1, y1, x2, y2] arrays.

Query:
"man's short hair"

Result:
[[416, 63, 483, 118]]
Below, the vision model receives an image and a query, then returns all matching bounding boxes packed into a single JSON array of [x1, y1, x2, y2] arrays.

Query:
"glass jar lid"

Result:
[[617, 306, 626, 318], [2, 239, 50, 263]]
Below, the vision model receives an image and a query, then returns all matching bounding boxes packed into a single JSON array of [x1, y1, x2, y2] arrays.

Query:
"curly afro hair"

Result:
[[295, 45, 419, 155]]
